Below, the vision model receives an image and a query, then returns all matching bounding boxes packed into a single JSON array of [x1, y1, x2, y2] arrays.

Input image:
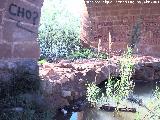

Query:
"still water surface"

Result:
[[69, 82, 160, 120]]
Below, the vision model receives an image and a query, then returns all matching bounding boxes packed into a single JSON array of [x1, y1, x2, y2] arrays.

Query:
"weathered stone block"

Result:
[[129, 9, 140, 15], [119, 9, 128, 15], [0, 27, 2, 40], [13, 42, 40, 59], [81, 2, 160, 56], [150, 45, 160, 57], [0, 43, 12, 59], [5, 0, 41, 25], [3, 20, 38, 42], [83, 69, 96, 82], [150, 9, 160, 14], [0, 11, 2, 24], [25, 0, 44, 7], [141, 8, 150, 15], [0, 0, 6, 9], [110, 10, 119, 16]]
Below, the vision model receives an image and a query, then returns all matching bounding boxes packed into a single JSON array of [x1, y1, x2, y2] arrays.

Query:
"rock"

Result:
[[83, 69, 96, 82], [155, 71, 160, 80], [62, 90, 72, 97], [59, 63, 74, 69], [18, 93, 47, 110], [9, 107, 24, 112], [39, 56, 160, 111], [0, 59, 40, 99], [44, 93, 70, 109], [95, 70, 107, 85], [143, 66, 155, 81]]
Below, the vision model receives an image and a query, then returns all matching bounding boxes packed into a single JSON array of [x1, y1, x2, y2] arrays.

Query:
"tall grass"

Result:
[[141, 85, 160, 120], [86, 17, 143, 107], [86, 17, 160, 119], [86, 32, 135, 107], [106, 47, 134, 105]]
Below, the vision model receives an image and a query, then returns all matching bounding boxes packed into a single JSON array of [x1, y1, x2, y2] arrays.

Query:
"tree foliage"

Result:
[[38, 0, 80, 59]]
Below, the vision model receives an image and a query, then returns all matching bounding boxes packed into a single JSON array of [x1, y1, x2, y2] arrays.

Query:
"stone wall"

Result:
[[0, 1, 46, 117], [0, 0, 44, 100], [81, 0, 160, 56], [0, 0, 43, 59]]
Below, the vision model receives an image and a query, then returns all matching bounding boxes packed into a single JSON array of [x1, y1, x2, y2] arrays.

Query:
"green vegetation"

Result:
[[0, 67, 55, 120], [86, 29, 135, 107], [38, 0, 108, 61], [86, 17, 160, 119], [68, 48, 108, 59], [106, 46, 135, 105], [0, 95, 55, 120], [86, 82, 102, 104], [38, 59, 47, 65], [38, 0, 81, 60], [86, 46, 160, 119], [86, 46, 135, 107], [144, 85, 160, 120]]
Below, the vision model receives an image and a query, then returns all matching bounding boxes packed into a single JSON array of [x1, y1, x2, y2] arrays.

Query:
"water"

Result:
[[70, 112, 78, 120], [57, 82, 160, 120]]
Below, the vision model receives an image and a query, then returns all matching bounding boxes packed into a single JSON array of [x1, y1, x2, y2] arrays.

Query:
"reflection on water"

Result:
[[78, 109, 121, 120], [70, 82, 160, 120], [70, 112, 78, 120]]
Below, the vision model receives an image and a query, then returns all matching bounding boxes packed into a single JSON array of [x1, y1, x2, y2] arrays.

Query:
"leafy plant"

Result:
[[142, 85, 160, 120], [106, 46, 135, 105], [68, 48, 108, 59], [38, 0, 80, 59], [86, 17, 142, 108], [38, 59, 47, 65], [86, 82, 101, 104], [0, 92, 55, 120], [86, 46, 135, 107]]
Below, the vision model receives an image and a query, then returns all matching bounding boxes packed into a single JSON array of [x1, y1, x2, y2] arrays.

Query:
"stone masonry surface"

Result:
[[81, 0, 160, 57], [0, 0, 43, 59]]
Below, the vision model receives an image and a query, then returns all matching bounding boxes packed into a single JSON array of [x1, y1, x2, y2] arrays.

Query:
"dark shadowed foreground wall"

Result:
[[81, 0, 160, 56], [0, 0, 44, 98]]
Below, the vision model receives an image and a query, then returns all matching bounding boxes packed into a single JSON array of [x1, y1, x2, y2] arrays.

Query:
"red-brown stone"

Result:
[[129, 9, 140, 15], [25, 0, 44, 7], [81, 2, 160, 57], [5, 0, 41, 25], [0, 27, 2, 40], [3, 20, 38, 42], [39, 56, 160, 109], [0, 43, 12, 59], [141, 8, 150, 15], [0, 11, 2, 24], [0, 0, 6, 9], [12, 42, 40, 59], [150, 9, 160, 14]]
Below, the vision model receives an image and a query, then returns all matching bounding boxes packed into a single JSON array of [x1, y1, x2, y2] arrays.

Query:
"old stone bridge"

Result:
[[1, 0, 160, 111], [0, 0, 160, 60]]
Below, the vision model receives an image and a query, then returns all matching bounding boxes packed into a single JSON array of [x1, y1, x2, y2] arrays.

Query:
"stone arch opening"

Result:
[[38, 0, 82, 60], [1, 0, 160, 59]]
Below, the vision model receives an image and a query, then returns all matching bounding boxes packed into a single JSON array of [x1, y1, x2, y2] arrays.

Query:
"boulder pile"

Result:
[[39, 55, 160, 109]]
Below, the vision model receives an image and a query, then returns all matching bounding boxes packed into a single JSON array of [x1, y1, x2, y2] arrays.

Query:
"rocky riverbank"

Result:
[[39, 55, 160, 110]]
